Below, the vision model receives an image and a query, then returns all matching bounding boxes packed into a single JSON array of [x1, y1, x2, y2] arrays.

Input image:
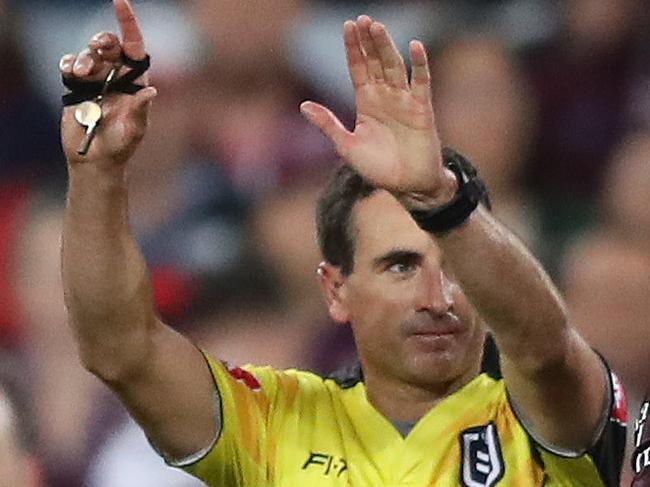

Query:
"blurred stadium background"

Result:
[[1, 0, 649, 485]]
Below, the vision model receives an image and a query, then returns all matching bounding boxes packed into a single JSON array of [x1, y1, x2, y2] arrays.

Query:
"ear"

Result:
[[316, 261, 351, 324]]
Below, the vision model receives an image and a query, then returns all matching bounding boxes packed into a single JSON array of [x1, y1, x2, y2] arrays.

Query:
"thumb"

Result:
[[300, 101, 352, 156], [134, 86, 158, 111], [132, 86, 158, 124]]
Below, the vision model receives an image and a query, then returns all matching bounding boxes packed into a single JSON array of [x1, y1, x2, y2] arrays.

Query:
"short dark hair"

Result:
[[315, 165, 376, 275]]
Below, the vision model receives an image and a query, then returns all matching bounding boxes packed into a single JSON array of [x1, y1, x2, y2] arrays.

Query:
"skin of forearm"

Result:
[[438, 206, 571, 371], [434, 207, 606, 451], [62, 163, 157, 380]]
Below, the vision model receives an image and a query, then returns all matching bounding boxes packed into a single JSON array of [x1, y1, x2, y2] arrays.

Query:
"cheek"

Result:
[[346, 277, 416, 348], [348, 277, 412, 322], [349, 293, 405, 370]]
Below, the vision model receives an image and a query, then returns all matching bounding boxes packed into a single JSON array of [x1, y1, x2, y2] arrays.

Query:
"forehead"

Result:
[[351, 190, 437, 263]]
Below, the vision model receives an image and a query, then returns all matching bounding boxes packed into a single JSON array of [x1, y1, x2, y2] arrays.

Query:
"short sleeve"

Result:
[[178, 353, 282, 487], [586, 366, 628, 487], [509, 355, 627, 487]]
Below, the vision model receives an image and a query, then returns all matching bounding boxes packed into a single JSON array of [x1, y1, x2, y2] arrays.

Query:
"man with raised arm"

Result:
[[60, 1, 625, 485]]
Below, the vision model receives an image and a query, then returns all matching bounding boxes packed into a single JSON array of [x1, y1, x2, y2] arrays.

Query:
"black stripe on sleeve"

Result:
[[587, 358, 627, 487]]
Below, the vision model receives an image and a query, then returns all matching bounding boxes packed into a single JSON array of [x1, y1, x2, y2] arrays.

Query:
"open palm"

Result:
[[301, 16, 444, 196]]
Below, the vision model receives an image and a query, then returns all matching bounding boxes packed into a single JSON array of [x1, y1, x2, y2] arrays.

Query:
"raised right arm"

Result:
[[60, 0, 217, 462]]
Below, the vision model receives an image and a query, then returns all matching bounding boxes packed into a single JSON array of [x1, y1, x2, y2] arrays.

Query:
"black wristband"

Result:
[[409, 148, 490, 234], [62, 54, 151, 106]]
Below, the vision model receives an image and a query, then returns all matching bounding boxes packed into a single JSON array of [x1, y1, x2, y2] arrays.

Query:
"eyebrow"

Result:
[[372, 249, 423, 270]]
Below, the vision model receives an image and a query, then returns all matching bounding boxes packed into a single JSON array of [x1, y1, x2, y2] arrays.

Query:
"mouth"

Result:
[[404, 312, 464, 339], [407, 327, 463, 352], [412, 329, 458, 337]]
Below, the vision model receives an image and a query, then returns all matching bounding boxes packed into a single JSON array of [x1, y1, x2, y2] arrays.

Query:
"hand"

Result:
[[300, 16, 456, 202], [60, 0, 157, 167]]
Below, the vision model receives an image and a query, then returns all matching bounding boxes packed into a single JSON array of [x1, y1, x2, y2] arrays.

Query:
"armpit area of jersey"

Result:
[[632, 399, 650, 486]]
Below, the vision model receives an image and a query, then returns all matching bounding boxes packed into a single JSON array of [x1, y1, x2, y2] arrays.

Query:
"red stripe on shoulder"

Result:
[[611, 371, 627, 426], [221, 361, 261, 391]]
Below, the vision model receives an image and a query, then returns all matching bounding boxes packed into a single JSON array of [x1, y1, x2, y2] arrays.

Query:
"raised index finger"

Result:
[[113, 0, 146, 60]]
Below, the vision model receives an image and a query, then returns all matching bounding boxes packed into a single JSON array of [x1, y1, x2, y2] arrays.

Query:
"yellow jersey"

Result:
[[176, 343, 625, 486]]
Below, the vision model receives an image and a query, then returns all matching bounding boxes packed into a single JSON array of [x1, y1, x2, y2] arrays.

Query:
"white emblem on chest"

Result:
[[460, 422, 505, 487]]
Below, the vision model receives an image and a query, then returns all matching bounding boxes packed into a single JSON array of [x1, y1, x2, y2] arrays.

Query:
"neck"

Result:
[[363, 360, 481, 423]]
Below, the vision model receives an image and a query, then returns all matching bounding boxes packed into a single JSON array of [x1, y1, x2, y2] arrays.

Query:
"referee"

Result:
[[60, 1, 625, 485]]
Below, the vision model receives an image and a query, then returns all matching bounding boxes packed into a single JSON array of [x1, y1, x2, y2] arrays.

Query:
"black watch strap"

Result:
[[409, 148, 490, 234]]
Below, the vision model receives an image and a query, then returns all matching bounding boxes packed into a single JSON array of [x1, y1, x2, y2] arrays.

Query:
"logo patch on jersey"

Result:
[[611, 371, 627, 425], [460, 422, 505, 487], [222, 362, 261, 391]]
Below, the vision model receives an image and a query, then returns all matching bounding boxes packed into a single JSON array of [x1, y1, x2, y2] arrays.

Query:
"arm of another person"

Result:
[[300, 15, 609, 453], [60, 0, 217, 462]]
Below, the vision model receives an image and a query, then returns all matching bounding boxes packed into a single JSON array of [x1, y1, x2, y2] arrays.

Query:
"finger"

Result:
[[131, 86, 158, 131], [409, 40, 431, 104], [89, 32, 122, 63], [344, 21, 369, 89], [134, 86, 158, 108], [370, 22, 408, 89], [90, 30, 149, 86], [72, 48, 104, 79], [300, 101, 353, 157], [60, 54, 76, 78], [357, 15, 383, 81], [113, 0, 146, 60]]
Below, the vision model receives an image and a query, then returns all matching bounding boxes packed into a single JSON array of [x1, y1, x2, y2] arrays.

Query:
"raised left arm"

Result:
[[436, 205, 608, 452], [301, 15, 610, 452]]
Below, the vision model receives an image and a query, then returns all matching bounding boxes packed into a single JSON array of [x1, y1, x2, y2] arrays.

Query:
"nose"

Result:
[[417, 267, 453, 316]]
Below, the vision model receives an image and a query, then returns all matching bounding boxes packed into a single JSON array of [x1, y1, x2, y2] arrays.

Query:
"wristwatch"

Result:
[[409, 148, 490, 234]]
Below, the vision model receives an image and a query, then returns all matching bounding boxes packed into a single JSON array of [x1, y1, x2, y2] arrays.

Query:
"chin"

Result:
[[404, 348, 468, 385]]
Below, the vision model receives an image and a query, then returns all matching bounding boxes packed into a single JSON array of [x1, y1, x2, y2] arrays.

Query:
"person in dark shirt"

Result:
[[632, 394, 650, 485]]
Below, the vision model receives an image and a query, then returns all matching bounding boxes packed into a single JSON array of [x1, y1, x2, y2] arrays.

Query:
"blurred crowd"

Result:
[[0, 0, 649, 485]]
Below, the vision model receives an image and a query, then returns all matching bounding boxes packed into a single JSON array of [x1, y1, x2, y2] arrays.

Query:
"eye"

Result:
[[388, 262, 417, 274]]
